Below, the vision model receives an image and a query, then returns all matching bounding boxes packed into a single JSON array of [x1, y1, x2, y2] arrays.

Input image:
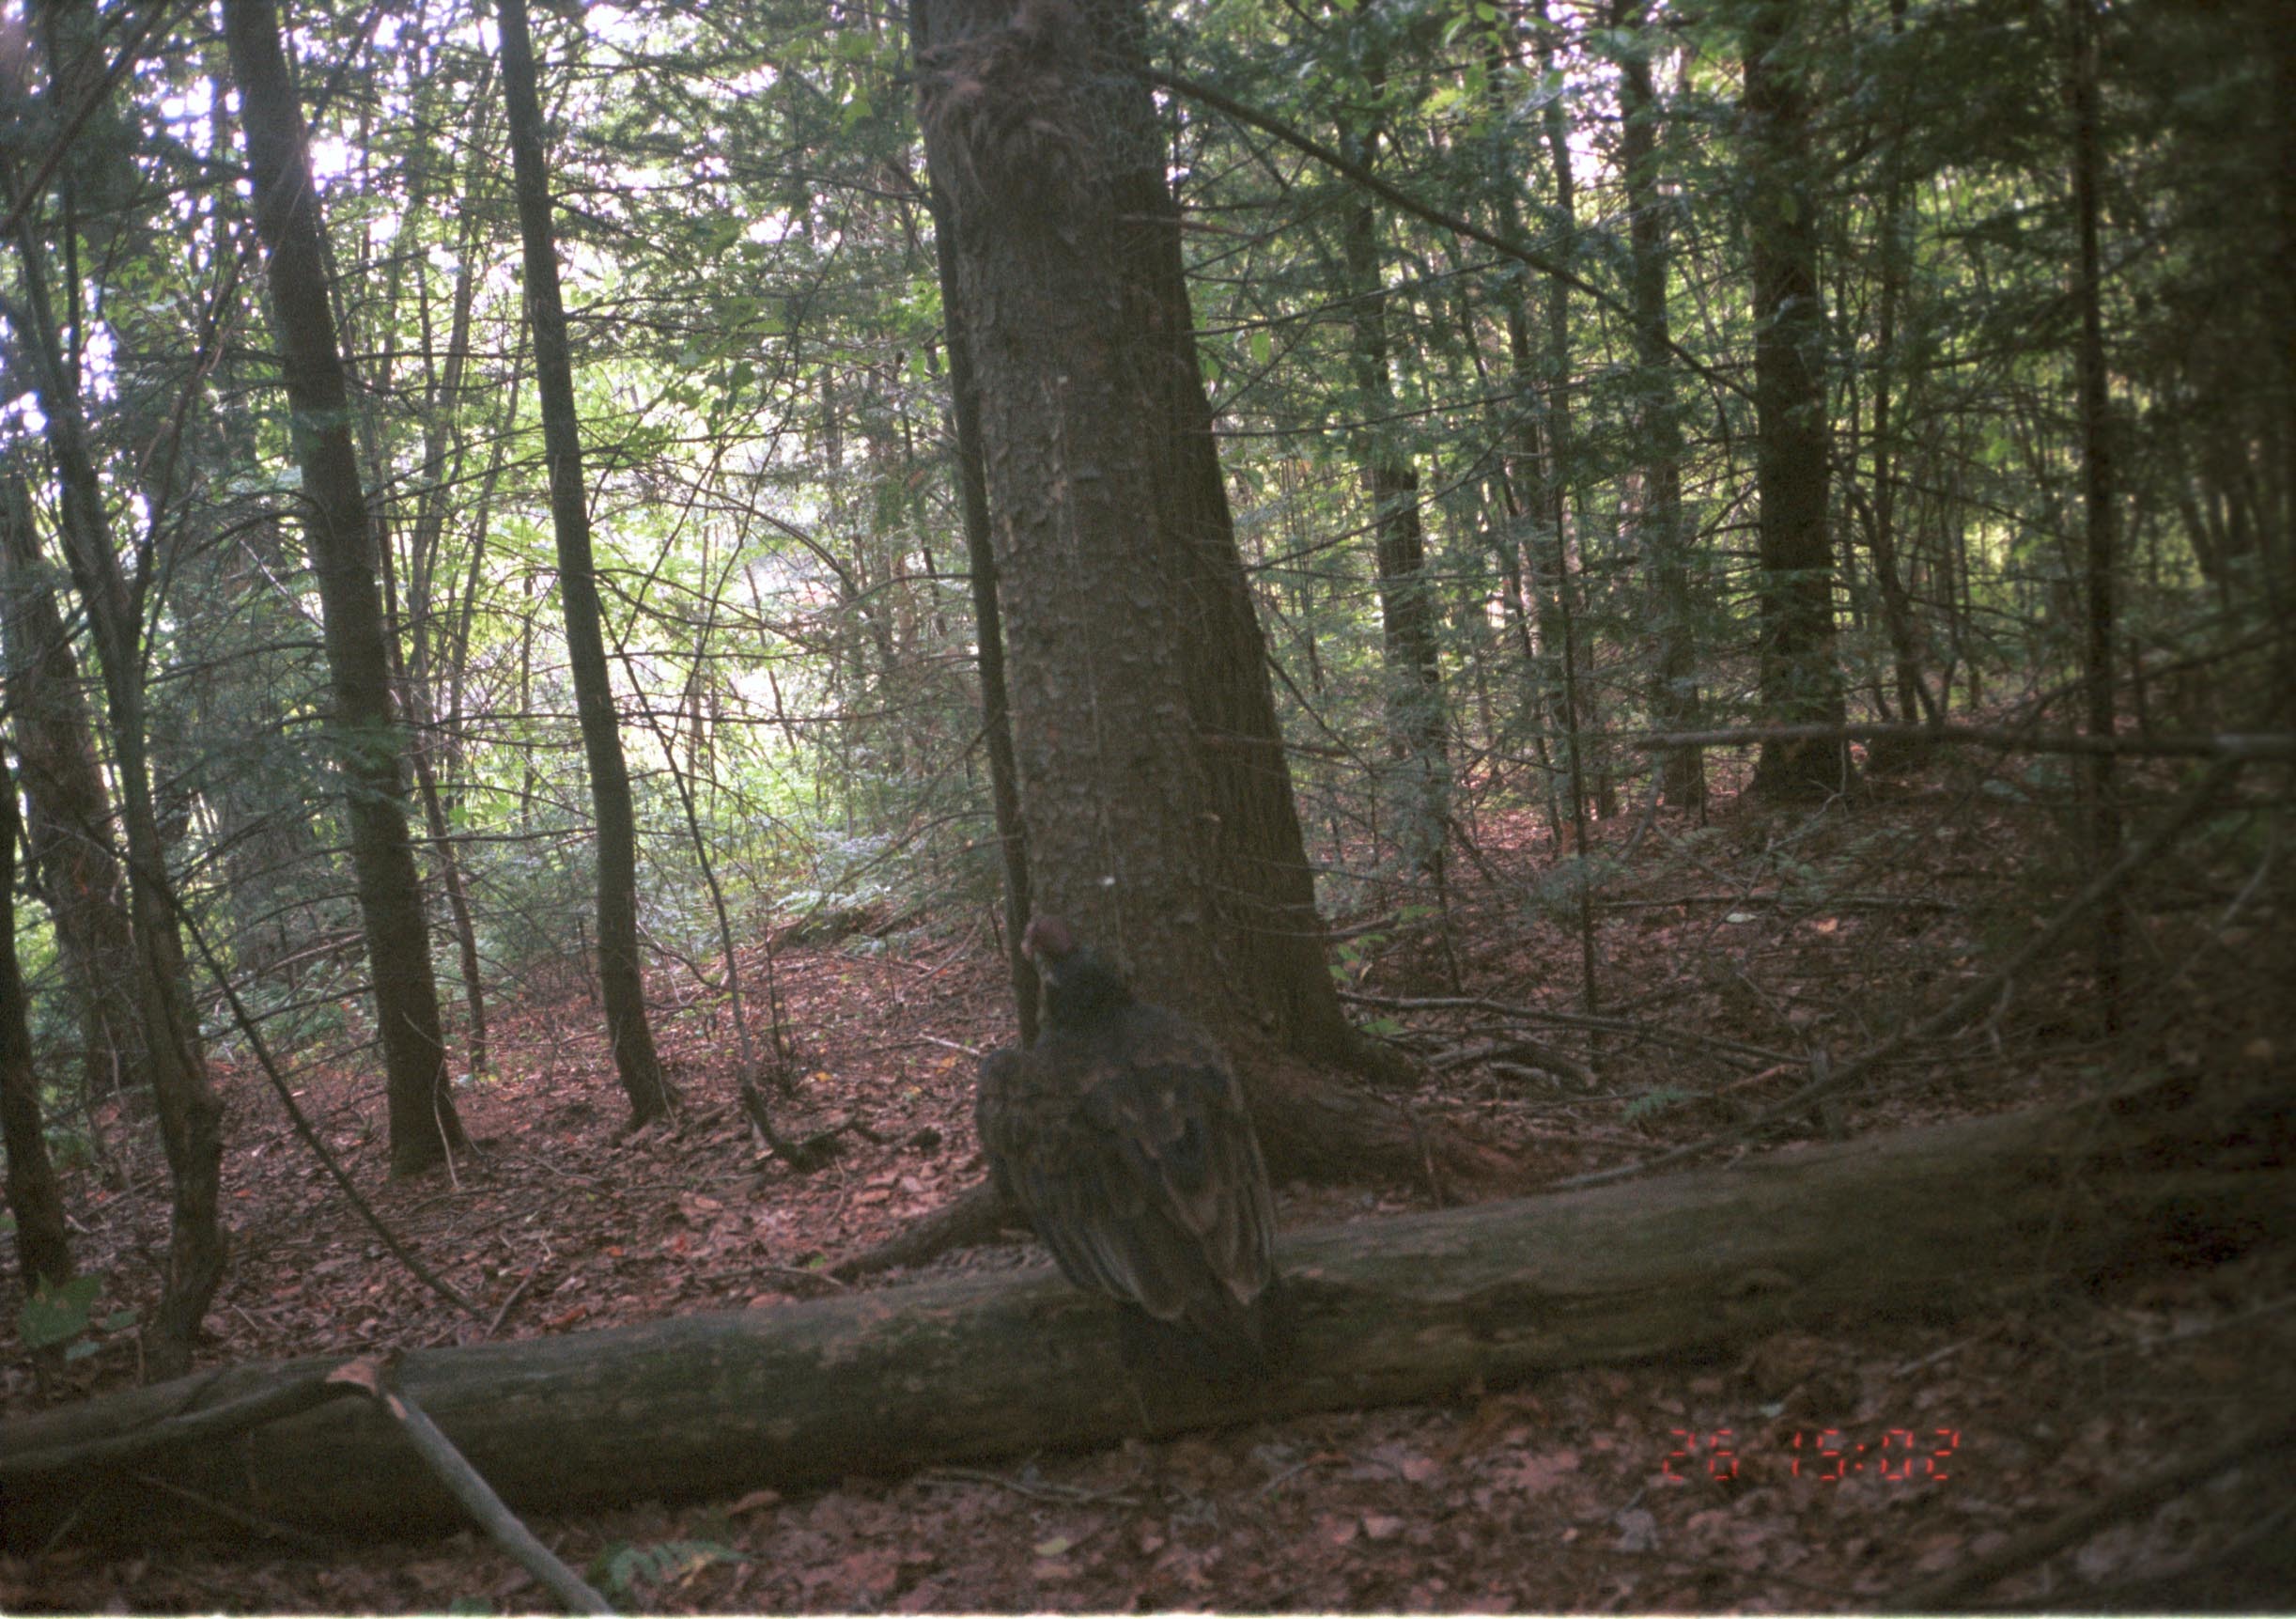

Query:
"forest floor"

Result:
[[4, 752, 2293, 1612]]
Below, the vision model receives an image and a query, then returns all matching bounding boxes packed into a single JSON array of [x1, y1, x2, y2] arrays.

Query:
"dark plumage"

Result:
[[977, 916, 1282, 1372]]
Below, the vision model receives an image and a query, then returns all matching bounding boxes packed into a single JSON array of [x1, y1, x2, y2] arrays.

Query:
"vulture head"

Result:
[[1021, 913, 1127, 1021]]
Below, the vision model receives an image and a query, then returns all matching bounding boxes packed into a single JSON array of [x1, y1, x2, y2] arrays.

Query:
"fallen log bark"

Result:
[[0, 1069, 2281, 1548]]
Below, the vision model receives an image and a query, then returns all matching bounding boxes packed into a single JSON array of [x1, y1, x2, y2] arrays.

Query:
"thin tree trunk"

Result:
[[0, 476, 145, 1097], [1497, 305, 1568, 851], [1743, 1, 1856, 801], [1533, 2, 1603, 1012], [396, 86, 501, 1079], [492, 0, 672, 1122], [3, 195, 225, 1382], [1857, 0, 1941, 776], [0, 753, 73, 1295], [1337, 104, 1449, 877], [1612, 4, 1703, 811], [1535, 9, 1616, 829], [224, 0, 470, 1176], [2067, 0, 2122, 1023]]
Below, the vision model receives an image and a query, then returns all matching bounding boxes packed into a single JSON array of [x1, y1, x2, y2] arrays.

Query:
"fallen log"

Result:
[[0, 1069, 2281, 1548]]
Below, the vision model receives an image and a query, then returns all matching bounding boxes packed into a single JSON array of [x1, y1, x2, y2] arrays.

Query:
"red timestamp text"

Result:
[[1659, 1426, 1962, 1484]]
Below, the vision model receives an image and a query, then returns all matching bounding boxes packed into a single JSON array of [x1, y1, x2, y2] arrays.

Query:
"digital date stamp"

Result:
[[1660, 1426, 1962, 1484]]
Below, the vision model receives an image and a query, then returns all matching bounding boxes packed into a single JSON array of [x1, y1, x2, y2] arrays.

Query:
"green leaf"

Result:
[[1249, 328, 1272, 366], [21, 1275, 103, 1349], [1623, 1085, 1697, 1124], [594, 1539, 746, 1601]]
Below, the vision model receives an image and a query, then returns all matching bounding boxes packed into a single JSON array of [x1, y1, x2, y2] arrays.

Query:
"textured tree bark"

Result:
[[224, 0, 471, 1176], [492, 0, 672, 1122], [0, 755, 73, 1295], [1, 1073, 2276, 1546], [1742, 2, 1856, 802], [0, 476, 146, 1097], [918, 0, 1498, 1188], [923, 163, 1038, 1044], [915, 0, 1430, 1180]]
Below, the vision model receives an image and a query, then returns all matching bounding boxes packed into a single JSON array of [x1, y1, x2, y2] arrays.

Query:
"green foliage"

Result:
[[1622, 1085, 1699, 1125], [18, 1274, 138, 1362], [590, 1539, 747, 1605], [40, 1121, 98, 1175]]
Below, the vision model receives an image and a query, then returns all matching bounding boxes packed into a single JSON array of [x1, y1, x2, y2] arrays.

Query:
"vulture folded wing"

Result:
[[1080, 1007, 1275, 1308], [1032, 1152, 1201, 1318], [975, 968, 1280, 1367]]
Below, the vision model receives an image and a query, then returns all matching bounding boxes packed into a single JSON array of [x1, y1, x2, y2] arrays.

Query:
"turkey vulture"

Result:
[[977, 916, 1284, 1373]]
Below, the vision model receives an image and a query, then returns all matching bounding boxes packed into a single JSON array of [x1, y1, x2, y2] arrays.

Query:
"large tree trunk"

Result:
[[493, 0, 672, 1124], [0, 476, 147, 1098], [224, 0, 471, 1176], [926, 172, 1038, 1043], [0, 1073, 2276, 1546], [916, 0, 1460, 1187], [1743, 1, 1856, 801]]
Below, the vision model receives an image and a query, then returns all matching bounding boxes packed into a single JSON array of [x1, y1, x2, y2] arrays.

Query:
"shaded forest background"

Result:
[[0, 0, 2290, 1605]]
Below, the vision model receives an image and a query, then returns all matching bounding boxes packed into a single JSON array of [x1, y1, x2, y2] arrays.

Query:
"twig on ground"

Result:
[[1423, 1037, 1599, 1092], [486, 1266, 546, 1339], [920, 1463, 1141, 1508], [332, 1356, 613, 1615], [157, 872, 477, 1315], [0, 1369, 360, 1481], [1889, 1405, 2296, 1611], [126, 1471, 336, 1550], [1340, 989, 1793, 1069]]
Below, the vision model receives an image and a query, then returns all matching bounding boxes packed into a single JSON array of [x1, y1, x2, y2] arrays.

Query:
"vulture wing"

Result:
[[977, 1002, 1277, 1361]]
